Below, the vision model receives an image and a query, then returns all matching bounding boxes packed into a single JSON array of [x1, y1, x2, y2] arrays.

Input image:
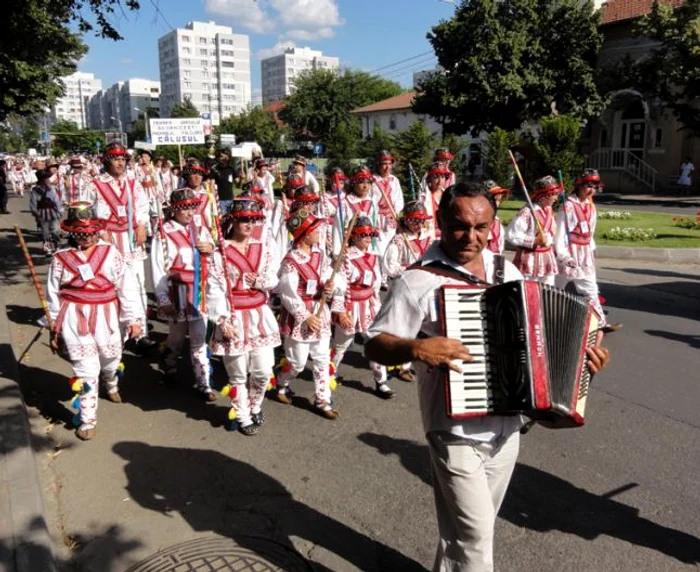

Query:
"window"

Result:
[[202, 83, 209, 90], [184, 70, 190, 78], [389, 115, 397, 130], [184, 81, 191, 88], [201, 60, 208, 68], [183, 58, 191, 65], [182, 47, 191, 54], [600, 128, 608, 148], [221, 50, 234, 57], [199, 37, 207, 44], [655, 128, 663, 148], [199, 48, 208, 56], [202, 71, 209, 79], [221, 61, 234, 68]]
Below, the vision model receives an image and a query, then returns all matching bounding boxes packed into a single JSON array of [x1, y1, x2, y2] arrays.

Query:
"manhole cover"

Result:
[[126, 536, 313, 572]]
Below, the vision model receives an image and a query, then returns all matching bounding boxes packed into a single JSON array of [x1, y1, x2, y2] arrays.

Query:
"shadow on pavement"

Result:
[[599, 281, 700, 320], [354, 434, 700, 565], [63, 523, 142, 572], [357, 432, 432, 486], [112, 441, 425, 572], [644, 329, 700, 349], [0, 516, 54, 572], [601, 267, 700, 281]]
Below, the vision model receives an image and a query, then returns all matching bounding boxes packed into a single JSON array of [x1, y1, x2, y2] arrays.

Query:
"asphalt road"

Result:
[[0, 191, 698, 572]]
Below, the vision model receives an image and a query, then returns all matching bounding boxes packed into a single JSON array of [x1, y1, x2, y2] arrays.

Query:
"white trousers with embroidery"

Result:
[[222, 346, 275, 426], [164, 317, 211, 390], [127, 258, 148, 329], [73, 354, 121, 427], [331, 329, 387, 384], [278, 337, 331, 405]]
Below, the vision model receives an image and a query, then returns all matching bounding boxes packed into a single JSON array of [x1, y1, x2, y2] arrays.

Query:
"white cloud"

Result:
[[121, 58, 134, 65], [255, 40, 296, 61], [204, 0, 275, 33]]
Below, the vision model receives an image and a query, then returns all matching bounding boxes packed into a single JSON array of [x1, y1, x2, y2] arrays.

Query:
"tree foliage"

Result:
[[50, 119, 106, 154], [389, 121, 438, 192], [413, 0, 605, 136], [483, 127, 519, 187], [279, 68, 403, 146], [0, 1, 140, 121], [532, 114, 585, 185], [170, 97, 201, 118], [630, 0, 700, 135], [216, 106, 288, 156]]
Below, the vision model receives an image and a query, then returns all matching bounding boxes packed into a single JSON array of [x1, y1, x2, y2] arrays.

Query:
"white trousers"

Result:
[[127, 258, 148, 327], [278, 336, 331, 405], [165, 317, 211, 390], [556, 274, 607, 327], [428, 431, 520, 572], [533, 274, 556, 286], [223, 346, 275, 426], [331, 329, 387, 383], [73, 354, 121, 427]]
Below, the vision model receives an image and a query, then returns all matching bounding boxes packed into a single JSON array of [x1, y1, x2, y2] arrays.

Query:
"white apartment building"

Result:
[[261, 47, 339, 105], [86, 79, 161, 131], [50, 72, 103, 129], [158, 20, 251, 121]]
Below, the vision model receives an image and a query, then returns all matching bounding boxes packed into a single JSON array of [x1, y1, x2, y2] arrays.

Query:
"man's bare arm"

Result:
[[365, 333, 473, 374]]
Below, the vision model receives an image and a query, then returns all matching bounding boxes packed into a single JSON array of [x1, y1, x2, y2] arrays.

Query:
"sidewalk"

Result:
[[0, 294, 56, 572], [596, 192, 700, 208]]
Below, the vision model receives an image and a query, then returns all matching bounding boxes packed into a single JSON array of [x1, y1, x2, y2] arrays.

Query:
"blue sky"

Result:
[[78, 0, 455, 103]]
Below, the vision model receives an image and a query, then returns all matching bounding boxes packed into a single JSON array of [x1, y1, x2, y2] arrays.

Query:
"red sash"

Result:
[[487, 219, 502, 254], [568, 201, 593, 246], [532, 208, 554, 253], [347, 197, 373, 217], [284, 250, 322, 301], [93, 177, 137, 232], [348, 253, 376, 302], [374, 177, 393, 216], [55, 245, 117, 336], [165, 224, 208, 309], [225, 243, 267, 309]]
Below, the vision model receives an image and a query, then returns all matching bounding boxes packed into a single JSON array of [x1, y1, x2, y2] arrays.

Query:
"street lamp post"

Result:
[[134, 107, 149, 142], [110, 115, 124, 144]]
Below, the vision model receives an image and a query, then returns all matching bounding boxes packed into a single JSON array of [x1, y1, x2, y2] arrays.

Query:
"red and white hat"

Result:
[[531, 175, 562, 201], [286, 209, 327, 243], [60, 202, 104, 235]]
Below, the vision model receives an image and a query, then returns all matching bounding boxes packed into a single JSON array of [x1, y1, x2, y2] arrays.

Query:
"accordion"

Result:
[[439, 281, 599, 428]]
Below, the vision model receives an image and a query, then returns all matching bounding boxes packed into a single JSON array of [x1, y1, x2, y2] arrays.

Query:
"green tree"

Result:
[[483, 127, 519, 187], [0, 0, 140, 121], [441, 133, 467, 179], [170, 97, 200, 118], [279, 68, 403, 146], [630, 0, 700, 135], [216, 105, 288, 156], [390, 121, 438, 192], [50, 120, 106, 154], [324, 118, 361, 173], [360, 124, 394, 168], [413, 0, 604, 136], [533, 114, 585, 189]]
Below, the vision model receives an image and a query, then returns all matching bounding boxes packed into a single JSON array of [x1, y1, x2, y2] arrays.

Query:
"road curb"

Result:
[[595, 245, 700, 264], [0, 294, 56, 572]]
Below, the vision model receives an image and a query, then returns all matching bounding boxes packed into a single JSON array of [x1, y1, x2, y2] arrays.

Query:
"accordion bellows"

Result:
[[440, 281, 599, 428]]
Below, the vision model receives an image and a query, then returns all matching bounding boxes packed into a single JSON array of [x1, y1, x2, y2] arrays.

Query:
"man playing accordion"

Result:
[[365, 181, 610, 572]]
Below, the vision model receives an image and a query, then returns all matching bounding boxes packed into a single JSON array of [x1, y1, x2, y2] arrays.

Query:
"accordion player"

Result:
[[439, 280, 599, 428]]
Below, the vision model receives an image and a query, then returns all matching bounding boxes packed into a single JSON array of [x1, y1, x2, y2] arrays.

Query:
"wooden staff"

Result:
[[15, 226, 55, 352], [557, 169, 573, 255], [207, 179, 236, 315], [315, 212, 358, 318], [508, 150, 545, 236]]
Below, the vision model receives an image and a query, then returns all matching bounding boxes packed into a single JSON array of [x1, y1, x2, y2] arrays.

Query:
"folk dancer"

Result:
[[46, 159, 65, 198], [372, 150, 404, 255], [270, 173, 305, 264], [90, 142, 155, 350], [365, 182, 611, 571], [30, 170, 63, 254], [484, 180, 510, 255], [135, 150, 164, 236], [46, 202, 142, 440], [151, 188, 219, 401], [505, 175, 560, 286], [209, 199, 281, 435], [381, 201, 434, 383], [181, 158, 219, 240], [331, 216, 394, 398], [63, 157, 95, 205], [9, 159, 27, 196], [555, 168, 621, 333], [253, 158, 276, 198], [332, 165, 380, 256], [275, 209, 344, 419], [421, 164, 450, 240], [290, 155, 320, 194]]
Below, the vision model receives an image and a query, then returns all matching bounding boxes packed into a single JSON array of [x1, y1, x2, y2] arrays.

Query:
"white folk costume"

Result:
[[372, 151, 404, 255], [63, 166, 95, 205], [332, 166, 380, 256], [46, 204, 141, 438], [269, 175, 304, 265], [182, 159, 220, 241], [421, 148, 457, 190], [331, 218, 393, 397], [420, 165, 450, 240], [381, 202, 433, 280], [277, 210, 344, 416], [29, 175, 63, 252], [151, 190, 220, 398], [209, 199, 281, 434], [135, 158, 164, 232], [555, 170, 607, 326], [505, 176, 561, 286]]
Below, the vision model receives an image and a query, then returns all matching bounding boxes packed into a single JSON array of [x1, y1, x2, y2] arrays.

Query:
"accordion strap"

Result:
[[408, 255, 506, 286]]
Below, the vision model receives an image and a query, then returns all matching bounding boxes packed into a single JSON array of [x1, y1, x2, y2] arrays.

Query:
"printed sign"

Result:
[[149, 118, 205, 145]]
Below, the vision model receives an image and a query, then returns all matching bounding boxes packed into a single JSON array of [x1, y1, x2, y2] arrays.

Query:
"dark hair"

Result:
[[438, 180, 497, 215]]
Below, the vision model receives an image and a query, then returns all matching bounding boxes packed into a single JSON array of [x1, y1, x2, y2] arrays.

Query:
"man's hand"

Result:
[[565, 259, 577, 268], [49, 330, 59, 354], [323, 279, 335, 296], [135, 225, 148, 245], [159, 303, 177, 317], [337, 312, 353, 330], [304, 314, 322, 334], [535, 232, 548, 247], [586, 341, 610, 374], [412, 336, 473, 373], [196, 241, 214, 255], [244, 273, 258, 288], [219, 318, 237, 340], [127, 323, 142, 339]]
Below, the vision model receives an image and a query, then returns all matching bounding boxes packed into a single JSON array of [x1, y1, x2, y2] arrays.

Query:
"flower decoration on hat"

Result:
[[102, 142, 130, 162], [60, 201, 104, 235], [293, 186, 319, 204], [286, 208, 327, 243], [168, 187, 202, 212], [531, 175, 562, 201], [483, 179, 510, 197], [350, 215, 379, 239]]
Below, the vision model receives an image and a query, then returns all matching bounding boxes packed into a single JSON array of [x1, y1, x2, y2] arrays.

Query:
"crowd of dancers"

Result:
[[4, 143, 616, 440]]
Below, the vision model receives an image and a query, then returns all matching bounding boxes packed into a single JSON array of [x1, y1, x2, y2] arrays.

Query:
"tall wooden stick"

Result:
[[375, 182, 420, 261], [508, 150, 545, 236]]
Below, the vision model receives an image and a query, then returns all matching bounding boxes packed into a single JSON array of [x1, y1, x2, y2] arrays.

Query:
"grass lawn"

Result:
[[497, 200, 700, 248]]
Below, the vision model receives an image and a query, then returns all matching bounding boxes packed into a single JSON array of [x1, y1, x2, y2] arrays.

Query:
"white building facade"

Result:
[[86, 79, 161, 131], [158, 20, 251, 121], [261, 47, 339, 105], [50, 72, 103, 129]]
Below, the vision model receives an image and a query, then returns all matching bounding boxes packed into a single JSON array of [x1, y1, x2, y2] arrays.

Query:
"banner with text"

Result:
[[150, 118, 205, 145]]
